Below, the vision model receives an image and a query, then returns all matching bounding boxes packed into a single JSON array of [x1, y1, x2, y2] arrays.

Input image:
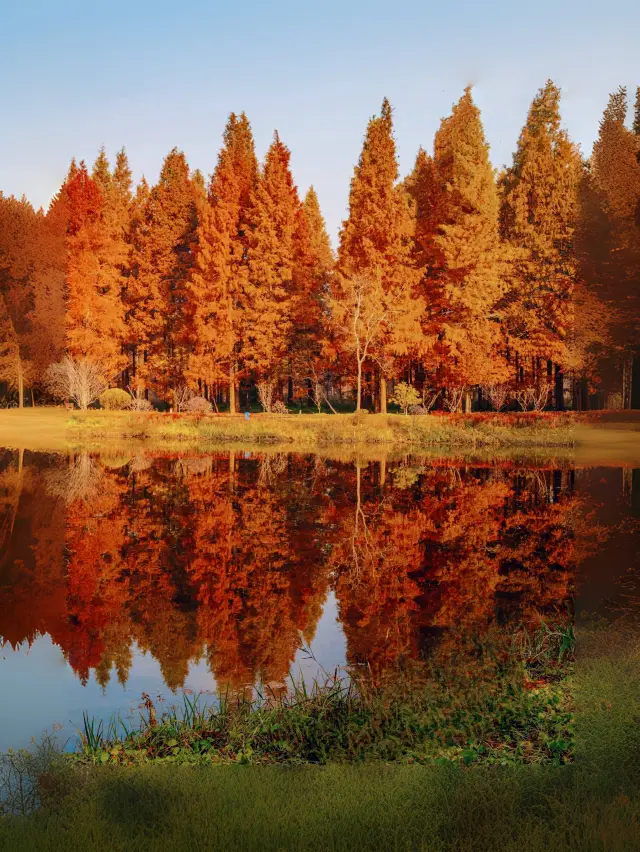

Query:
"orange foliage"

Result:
[[64, 163, 127, 379], [336, 100, 423, 409], [188, 114, 258, 410], [0, 451, 596, 693]]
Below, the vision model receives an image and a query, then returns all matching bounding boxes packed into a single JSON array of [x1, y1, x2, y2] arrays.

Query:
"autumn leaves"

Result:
[[1, 82, 638, 411]]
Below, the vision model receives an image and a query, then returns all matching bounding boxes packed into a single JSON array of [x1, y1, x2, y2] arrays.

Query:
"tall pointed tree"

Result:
[[303, 187, 333, 275], [64, 162, 126, 378], [28, 202, 66, 386], [585, 87, 640, 407], [499, 80, 583, 407], [35, 165, 74, 379], [405, 146, 456, 393], [91, 147, 111, 188], [128, 149, 199, 398], [0, 194, 39, 405], [429, 87, 510, 405], [242, 132, 300, 399], [89, 147, 132, 380], [188, 113, 258, 411], [337, 99, 422, 411], [288, 186, 334, 399]]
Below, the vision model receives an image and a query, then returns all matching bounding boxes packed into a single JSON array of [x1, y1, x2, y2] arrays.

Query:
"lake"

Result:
[[0, 447, 638, 753]]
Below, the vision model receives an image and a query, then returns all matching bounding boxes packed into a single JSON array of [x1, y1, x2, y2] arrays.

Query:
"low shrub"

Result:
[[99, 388, 132, 411], [408, 405, 429, 415], [272, 400, 289, 414], [184, 396, 212, 414], [129, 396, 153, 411], [128, 388, 153, 411]]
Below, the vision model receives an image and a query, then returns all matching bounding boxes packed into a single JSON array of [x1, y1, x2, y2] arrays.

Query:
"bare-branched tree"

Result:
[[329, 272, 394, 412], [45, 357, 109, 410], [421, 387, 441, 412], [485, 383, 510, 412], [513, 383, 552, 412], [443, 387, 465, 413], [308, 362, 337, 414], [257, 380, 275, 413], [173, 385, 193, 412], [128, 385, 153, 411]]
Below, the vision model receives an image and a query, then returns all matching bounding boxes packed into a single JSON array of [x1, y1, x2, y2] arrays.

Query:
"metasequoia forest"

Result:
[[1, 82, 639, 413]]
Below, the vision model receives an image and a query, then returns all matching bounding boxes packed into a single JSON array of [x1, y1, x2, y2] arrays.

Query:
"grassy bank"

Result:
[[0, 407, 582, 450], [65, 623, 575, 769], [2, 409, 639, 458], [0, 621, 637, 851], [71, 410, 579, 448]]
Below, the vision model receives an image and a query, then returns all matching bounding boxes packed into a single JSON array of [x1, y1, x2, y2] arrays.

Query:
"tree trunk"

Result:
[[380, 375, 387, 414], [554, 364, 564, 412], [30, 388, 35, 407], [580, 377, 589, 411], [17, 361, 23, 409], [463, 389, 472, 414], [356, 360, 362, 412], [379, 457, 386, 487], [622, 354, 633, 410], [229, 364, 236, 414], [633, 354, 640, 409]]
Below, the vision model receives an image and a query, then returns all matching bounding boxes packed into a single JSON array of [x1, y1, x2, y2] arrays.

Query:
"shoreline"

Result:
[[0, 408, 638, 464]]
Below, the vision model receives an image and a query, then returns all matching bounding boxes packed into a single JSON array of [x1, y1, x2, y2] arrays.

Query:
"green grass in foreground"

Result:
[[1, 621, 638, 850], [66, 409, 577, 449], [66, 624, 575, 769]]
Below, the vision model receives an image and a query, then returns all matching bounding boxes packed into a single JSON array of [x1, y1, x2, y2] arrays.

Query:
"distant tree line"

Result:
[[1, 82, 638, 412]]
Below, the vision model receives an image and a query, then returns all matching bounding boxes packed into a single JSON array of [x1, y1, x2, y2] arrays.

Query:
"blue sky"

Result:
[[1, 0, 638, 242]]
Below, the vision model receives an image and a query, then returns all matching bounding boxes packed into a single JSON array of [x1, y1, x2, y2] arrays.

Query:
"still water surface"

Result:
[[0, 448, 637, 751]]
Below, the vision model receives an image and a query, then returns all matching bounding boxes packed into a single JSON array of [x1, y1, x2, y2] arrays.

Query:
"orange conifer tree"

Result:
[[188, 113, 258, 411], [243, 133, 300, 405], [585, 87, 640, 407], [429, 88, 509, 409], [64, 162, 126, 379], [336, 99, 422, 412], [30, 198, 67, 384], [499, 81, 583, 408], [127, 149, 199, 399], [0, 194, 39, 404], [287, 186, 334, 402], [90, 147, 132, 381], [404, 148, 452, 395]]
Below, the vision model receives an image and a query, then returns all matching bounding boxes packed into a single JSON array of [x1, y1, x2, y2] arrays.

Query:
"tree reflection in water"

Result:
[[0, 449, 617, 697]]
